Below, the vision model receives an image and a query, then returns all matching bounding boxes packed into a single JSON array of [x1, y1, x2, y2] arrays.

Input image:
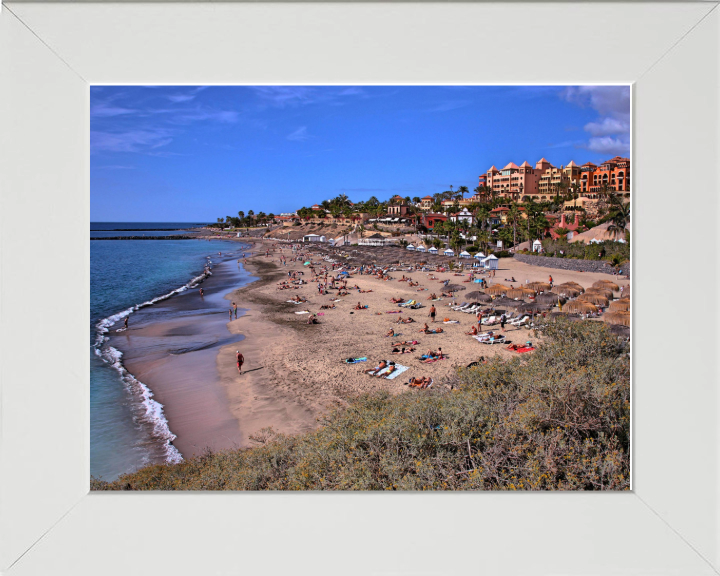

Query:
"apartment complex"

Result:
[[579, 156, 630, 196], [482, 156, 630, 201]]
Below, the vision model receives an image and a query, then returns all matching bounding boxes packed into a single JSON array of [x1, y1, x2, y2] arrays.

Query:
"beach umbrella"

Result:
[[485, 284, 509, 296], [593, 279, 620, 291], [465, 291, 492, 303], [516, 302, 551, 314], [506, 288, 535, 300], [585, 287, 614, 299], [492, 296, 523, 309], [563, 300, 598, 315], [446, 284, 465, 292], [527, 281, 552, 292], [604, 311, 630, 326], [535, 292, 563, 306], [608, 298, 630, 312], [552, 284, 583, 298], [578, 293, 609, 307]]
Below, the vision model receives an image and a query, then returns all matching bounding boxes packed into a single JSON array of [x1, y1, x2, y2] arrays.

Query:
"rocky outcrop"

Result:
[[513, 253, 617, 274]]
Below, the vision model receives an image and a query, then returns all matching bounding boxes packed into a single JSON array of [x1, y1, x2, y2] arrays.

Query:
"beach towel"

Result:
[[295, 311, 310, 315], [443, 320, 459, 324], [317, 312, 324, 316], [384, 365, 410, 380], [386, 311, 403, 314], [344, 357, 368, 364], [372, 366, 392, 377]]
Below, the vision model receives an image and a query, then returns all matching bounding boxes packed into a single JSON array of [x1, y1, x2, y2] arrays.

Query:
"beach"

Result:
[[207, 240, 629, 451], [98, 236, 629, 472]]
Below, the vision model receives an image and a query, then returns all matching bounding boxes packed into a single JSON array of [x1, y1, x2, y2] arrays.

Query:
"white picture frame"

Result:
[[1, 2, 718, 575]]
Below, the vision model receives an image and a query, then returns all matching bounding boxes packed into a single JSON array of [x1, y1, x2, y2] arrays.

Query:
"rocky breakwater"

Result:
[[513, 253, 618, 274], [91, 235, 196, 240]]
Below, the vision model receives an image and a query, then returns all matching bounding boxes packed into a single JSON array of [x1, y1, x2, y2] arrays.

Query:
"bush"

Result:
[[91, 320, 629, 492], [493, 250, 512, 258]]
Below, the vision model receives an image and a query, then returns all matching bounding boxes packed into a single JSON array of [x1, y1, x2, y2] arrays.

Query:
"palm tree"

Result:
[[248, 210, 255, 219], [412, 196, 421, 204], [457, 185, 469, 201], [506, 203, 522, 248], [238, 210, 245, 220]]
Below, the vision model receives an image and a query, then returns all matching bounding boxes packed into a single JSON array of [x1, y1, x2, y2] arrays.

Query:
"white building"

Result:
[[303, 234, 323, 243], [482, 254, 499, 269], [449, 208, 474, 226]]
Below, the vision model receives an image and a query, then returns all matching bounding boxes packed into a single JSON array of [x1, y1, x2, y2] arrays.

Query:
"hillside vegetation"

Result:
[[92, 319, 630, 491]]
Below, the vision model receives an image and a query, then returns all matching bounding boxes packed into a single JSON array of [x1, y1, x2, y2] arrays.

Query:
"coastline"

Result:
[[102, 236, 629, 474]]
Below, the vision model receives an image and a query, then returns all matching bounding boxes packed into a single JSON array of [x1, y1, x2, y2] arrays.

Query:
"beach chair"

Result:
[[451, 302, 469, 311], [482, 335, 506, 345], [481, 315, 497, 325], [463, 305, 480, 314], [510, 315, 529, 326]]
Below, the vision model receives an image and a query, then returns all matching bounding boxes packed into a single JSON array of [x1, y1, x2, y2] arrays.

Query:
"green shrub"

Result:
[[92, 320, 629, 492]]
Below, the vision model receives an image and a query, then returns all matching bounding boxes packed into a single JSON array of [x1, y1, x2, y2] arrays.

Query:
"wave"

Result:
[[92, 265, 215, 464]]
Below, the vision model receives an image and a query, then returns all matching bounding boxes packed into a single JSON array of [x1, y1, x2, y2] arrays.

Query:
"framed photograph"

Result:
[[1, 2, 718, 575]]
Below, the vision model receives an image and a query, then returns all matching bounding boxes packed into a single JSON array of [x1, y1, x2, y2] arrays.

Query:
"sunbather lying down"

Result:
[[424, 327, 444, 334], [391, 340, 419, 346], [392, 347, 416, 354], [363, 360, 388, 375], [390, 297, 404, 303], [320, 304, 336, 310], [395, 317, 415, 324], [406, 376, 433, 389]]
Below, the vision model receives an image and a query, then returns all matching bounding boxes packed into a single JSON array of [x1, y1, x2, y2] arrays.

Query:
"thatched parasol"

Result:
[[593, 279, 620, 291], [584, 287, 614, 300], [535, 292, 563, 306], [527, 281, 552, 292], [485, 284, 509, 296], [492, 297, 523, 308], [563, 300, 598, 315], [516, 302, 552, 314], [446, 284, 465, 292], [506, 288, 535, 300], [604, 311, 630, 326], [608, 298, 630, 312], [578, 293, 609, 307], [552, 284, 583, 298]]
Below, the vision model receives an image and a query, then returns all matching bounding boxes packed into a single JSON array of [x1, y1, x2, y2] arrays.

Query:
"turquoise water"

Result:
[[91, 223, 245, 481]]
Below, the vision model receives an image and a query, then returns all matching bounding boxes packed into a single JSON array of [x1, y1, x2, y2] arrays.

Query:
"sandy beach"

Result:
[[212, 240, 630, 449]]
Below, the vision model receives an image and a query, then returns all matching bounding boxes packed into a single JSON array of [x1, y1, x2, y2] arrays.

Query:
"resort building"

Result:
[[387, 195, 411, 217], [482, 156, 630, 202], [448, 208, 474, 226], [420, 213, 448, 230], [420, 196, 434, 210], [579, 156, 631, 197]]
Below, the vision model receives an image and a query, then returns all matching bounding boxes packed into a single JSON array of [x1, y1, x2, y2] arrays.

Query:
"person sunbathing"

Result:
[[424, 327, 443, 334], [359, 289, 373, 293], [392, 347, 415, 354], [386, 328, 397, 337], [391, 340, 419, 346], [306, 314, 319, 325], [353, 302, 368, 310], [408, 376, 432, 389], [419, 323, 429, 332], [319, 304, 336, 310], [396, 317, 415, 324], [427, 293, 437, 300], [375, 364, 397, 378], [408, 282, 419, 287], [466, 325, 478, 336], [363, 360, 387, 375], [390, 297, 404, 304]]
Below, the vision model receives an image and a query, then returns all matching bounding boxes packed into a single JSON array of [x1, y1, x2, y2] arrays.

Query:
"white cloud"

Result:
[[287, 126, 309, 141], [586, 136, 630, 156], [584, 117, 629, 137], [561, 86, 630, 157], [91, 129, 174, 153]]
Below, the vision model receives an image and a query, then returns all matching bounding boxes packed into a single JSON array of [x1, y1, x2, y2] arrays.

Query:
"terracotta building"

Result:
[[579, 156, 630, 197]]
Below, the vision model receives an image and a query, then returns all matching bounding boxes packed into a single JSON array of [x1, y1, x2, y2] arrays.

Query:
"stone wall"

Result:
[[513, 253, 617, 275]]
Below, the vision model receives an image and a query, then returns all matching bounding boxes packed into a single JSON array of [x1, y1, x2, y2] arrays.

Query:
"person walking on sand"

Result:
[[500, 313, 506, 332], [200, 287, 204, 297], [236, 351, 244, 374], [229, 308, 233, 320], [429, 304, 436, 323], [548, 275, 553, 288], [124, 317, 128, 330], [233, 302, 238, 318]]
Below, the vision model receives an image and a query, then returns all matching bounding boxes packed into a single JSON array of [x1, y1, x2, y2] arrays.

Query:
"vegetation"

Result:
[[92, 320, 629, 491], [539, 238, 630, 264]]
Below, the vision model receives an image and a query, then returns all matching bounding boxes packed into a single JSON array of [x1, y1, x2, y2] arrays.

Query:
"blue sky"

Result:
[[91, 85, 630, 222]]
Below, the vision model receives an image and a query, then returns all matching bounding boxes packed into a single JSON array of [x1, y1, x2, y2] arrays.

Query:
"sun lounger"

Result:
[[510, 315, 530, 326], [482, 335, 506, 345], [472, 333, 492, 342], [481, 316, 497, 325]]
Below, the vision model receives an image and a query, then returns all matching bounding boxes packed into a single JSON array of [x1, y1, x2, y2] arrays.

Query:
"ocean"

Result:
[[91, 222, 249, 481]]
